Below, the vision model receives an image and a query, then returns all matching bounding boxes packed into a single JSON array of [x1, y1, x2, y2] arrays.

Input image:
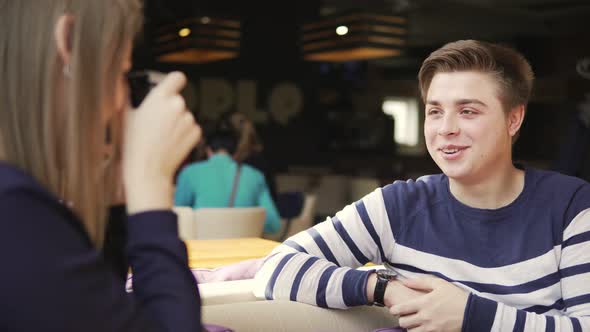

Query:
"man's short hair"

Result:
[[207, 129, 238, 155], [418, 40, 534, 113]]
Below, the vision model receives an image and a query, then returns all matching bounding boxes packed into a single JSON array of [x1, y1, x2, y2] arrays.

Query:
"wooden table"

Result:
[[185, 237, 281, 269]]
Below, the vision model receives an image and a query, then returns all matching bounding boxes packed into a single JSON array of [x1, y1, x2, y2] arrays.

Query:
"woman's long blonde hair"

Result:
[[0, 0, 143, 247]]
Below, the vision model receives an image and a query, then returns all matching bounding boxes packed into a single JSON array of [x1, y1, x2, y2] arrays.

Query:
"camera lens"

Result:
[[127, 71, 156, 108]]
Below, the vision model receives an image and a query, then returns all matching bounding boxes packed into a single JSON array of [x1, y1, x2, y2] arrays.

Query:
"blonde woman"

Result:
[[0, 1, 202, 331]]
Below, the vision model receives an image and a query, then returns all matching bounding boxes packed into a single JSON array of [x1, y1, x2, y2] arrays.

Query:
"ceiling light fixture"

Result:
[[178, 28, 191, 38], [336, 25, 349, 36], [155, 16, 240, 64], [302, 10, 407, 62]]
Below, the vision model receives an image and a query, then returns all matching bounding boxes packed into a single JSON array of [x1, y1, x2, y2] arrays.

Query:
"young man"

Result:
[[254, 40, 590, 331], [174, 130, 281, 234]]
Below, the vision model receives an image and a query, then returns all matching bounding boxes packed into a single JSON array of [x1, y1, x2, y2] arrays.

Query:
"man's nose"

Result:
[[438, 113, 459, 136]]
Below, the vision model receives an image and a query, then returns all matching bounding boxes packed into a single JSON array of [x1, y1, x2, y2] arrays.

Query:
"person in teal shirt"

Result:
[[174, 130, 281, 234]]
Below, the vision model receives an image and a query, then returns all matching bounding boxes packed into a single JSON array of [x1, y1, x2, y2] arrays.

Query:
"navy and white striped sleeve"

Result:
[[253, 187, 396, 308], [464, 206, 590, 331]]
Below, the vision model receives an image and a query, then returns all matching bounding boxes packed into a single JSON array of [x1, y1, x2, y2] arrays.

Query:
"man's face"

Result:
[[424, 71, 514, 183]]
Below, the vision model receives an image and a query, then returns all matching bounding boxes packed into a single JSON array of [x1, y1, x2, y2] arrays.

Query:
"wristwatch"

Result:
[[373, 269, 397, 307]]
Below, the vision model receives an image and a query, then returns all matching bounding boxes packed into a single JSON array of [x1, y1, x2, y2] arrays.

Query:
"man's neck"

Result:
[[448, 162, 525, 210]]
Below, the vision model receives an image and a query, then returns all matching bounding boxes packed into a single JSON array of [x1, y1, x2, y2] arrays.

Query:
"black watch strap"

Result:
[[373, 269, 397, 307]]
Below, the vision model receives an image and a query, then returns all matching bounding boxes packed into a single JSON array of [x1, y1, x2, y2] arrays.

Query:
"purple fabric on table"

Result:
[[192, 258, 265, 283], [127, 258, 264, 292], [203, 323, 234, 332], [318, 328, 405, 332]]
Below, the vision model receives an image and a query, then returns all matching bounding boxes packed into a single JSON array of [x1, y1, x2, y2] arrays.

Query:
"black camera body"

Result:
[[127, 71, 158, 108]]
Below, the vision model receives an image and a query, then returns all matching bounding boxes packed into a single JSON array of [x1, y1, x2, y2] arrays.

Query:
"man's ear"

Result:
[[508, 105, 526, 137], [54, 14, 75, 67]]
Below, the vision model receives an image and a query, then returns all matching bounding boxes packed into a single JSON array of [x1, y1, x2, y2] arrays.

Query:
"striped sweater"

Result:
[[253, 168, 590, 331]]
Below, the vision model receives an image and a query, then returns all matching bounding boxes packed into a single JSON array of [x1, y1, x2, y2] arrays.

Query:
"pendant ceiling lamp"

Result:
[[302, 10, 407, 62], [155, 15, 241, 64]]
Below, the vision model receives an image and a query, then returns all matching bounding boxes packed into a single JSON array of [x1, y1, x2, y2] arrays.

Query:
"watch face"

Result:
[[377, 269, 397, 279]]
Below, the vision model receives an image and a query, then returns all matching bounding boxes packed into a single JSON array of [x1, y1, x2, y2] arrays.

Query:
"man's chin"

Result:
[[440, 166, 471, 181]]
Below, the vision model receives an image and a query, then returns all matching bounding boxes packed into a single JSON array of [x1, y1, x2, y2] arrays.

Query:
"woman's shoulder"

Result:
[[0, 161, 46, 195], [0, 161, 65, 211], [0, 161, 91, 242]]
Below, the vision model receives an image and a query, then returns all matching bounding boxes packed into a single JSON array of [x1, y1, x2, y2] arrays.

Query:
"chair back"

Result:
[[350, 177, 380, 201], [192, 207, 266, 239], [315, 175, 349, 216], [285, 194, 317, 237], [173, 206, 197, 241], [265, 194, 317, 241]]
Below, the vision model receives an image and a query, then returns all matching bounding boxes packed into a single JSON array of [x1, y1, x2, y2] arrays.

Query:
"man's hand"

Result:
[[383, 279, 430, 308], [390, 277, 469, 332]]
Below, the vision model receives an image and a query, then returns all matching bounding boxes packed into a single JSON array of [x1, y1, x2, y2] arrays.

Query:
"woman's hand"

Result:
[[123, 72, 201, 214]]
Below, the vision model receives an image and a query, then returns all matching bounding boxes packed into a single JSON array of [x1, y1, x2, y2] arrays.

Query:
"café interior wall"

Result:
[[143, 35, 590, 181], [144, 73, 573, 181]]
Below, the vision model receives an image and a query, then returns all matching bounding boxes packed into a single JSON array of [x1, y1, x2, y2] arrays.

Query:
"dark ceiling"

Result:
[[143, 0, 590, 40], [132, 0, 590, 170], [137, 0, 590, 71]]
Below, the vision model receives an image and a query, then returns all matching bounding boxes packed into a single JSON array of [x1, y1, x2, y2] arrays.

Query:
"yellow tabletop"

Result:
[[185, 237, 281, 269]]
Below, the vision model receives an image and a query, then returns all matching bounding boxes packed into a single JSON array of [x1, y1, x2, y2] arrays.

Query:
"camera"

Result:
[[127, 70, 164, 108]]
